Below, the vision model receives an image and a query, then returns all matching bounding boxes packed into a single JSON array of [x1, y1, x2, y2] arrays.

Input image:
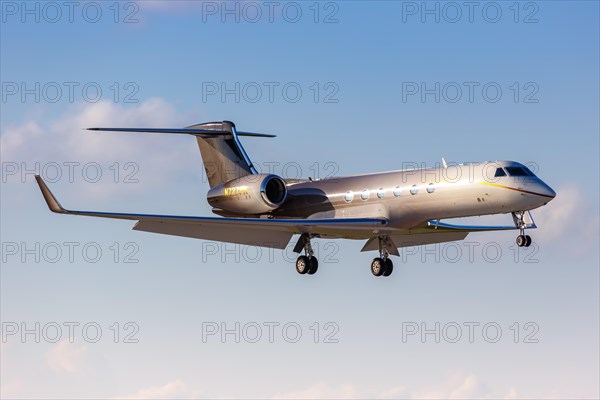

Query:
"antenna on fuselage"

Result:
[[441, 157, 448, 168]]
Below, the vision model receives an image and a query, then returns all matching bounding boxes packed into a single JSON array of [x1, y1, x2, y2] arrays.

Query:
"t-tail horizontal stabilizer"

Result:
[[87, 121, 275, 188], [86, 127, 276, 138]]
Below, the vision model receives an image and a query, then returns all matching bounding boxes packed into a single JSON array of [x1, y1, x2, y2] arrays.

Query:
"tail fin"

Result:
[[88, 120, 274, 188], [188, 121, 257, 187]]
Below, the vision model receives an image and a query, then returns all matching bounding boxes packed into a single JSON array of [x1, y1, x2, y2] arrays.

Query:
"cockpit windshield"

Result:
[[505, 166, 534, 177]]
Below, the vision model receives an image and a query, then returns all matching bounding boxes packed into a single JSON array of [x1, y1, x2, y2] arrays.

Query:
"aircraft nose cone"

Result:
[[541, 184, 556, 200]]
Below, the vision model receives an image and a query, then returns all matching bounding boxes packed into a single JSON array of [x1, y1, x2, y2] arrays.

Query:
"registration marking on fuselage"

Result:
[[224, 186, 249, 196]]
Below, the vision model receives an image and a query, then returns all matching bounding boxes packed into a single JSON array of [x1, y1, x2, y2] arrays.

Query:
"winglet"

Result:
[[35, 175, 67, 214]]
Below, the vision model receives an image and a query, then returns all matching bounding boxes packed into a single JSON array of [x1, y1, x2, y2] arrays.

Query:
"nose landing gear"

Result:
[[516, 234, 532, 247], [513, 211, 532, 247]]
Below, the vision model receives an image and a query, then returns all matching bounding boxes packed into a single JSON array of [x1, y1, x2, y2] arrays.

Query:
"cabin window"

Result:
[[393, 186, 402, 197], [344, 191, 354, 202], [494, 168, 507, 177], [410, 185, 418, 195], [361, 189, 370, 201], [426, 183, 435, 193], [505, 167, 531, 177], [377, 188, 385, 199]]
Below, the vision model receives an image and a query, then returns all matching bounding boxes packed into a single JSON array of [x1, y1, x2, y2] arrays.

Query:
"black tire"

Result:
[[516, 235, 526, 247], [296, 255, 310, 274], [371, 257, 384, 276], [525, 235, 532, 247], [382, 258, 393, 276], [307, 256, 319, 275]]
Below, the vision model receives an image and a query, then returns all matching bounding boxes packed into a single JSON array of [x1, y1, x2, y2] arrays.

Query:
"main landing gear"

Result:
[[294, 234, 318, 275], [293, 234, 396, 277], [513, 211, 532, 248], [371, 237, 393, 277]]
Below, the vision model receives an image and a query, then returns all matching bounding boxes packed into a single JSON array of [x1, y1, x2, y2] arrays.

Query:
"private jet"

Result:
[[35, 121, 556, 277]]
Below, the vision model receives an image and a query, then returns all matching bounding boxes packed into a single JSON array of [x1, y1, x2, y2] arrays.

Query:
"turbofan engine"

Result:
[[207, 174, 287, 215]]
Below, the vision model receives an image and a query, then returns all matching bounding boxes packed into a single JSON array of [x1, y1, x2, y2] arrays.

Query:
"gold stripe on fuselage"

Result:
[[478, 181, 554, 198]]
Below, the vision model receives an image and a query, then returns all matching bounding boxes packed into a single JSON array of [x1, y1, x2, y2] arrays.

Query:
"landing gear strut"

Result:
[[371, 236, 393, 277], [513, 211, 532, 247], [294, 234, 318, 275]]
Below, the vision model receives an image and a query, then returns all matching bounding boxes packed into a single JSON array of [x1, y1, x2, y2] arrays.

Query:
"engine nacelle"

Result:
[[207, 174, 287, 215]]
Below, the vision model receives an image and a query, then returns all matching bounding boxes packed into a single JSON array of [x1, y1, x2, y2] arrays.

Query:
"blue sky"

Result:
[[1, 1, 599, 398]]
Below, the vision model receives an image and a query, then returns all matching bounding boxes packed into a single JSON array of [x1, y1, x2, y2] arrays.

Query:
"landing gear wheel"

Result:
[[371, 258, 385, 277], [293, 234, 319, 275], [516, 235, 527, 247], [296, 255, 310, 274], [525, 235, 532, 247], [382, 258, 394, 276], [307, 256, 319, 275]]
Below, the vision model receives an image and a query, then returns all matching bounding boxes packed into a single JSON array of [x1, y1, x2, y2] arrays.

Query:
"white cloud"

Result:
[[118, 380, 200, 399], [534, 185, 599, 251], [2, 97, 180, 162], [46, 340, 87, 374], [379, 385, 410, 399], [1, 98, 198, 199], [505, 387, 519, 399], [273, 383, 359, 399], [0, 342, 23, 398], [0, 379, 24, 399], [273, 373, 518, 400], [412, 373, 490, 399]]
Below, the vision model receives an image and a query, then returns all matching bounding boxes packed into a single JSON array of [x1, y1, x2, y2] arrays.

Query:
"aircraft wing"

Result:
[[35, 176, 388, 249]]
